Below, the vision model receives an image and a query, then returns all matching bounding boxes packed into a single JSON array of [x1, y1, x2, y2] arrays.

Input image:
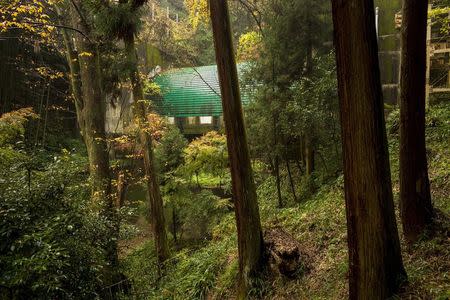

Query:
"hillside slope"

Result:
[[122, 104, 450, 299]]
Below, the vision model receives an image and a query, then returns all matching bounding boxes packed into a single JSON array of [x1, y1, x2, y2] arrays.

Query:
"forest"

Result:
[[0, 0, 449, 299]]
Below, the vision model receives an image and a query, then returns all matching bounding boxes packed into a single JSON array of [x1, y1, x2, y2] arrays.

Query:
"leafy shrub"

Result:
[[182, 131, 229, 188], [0, 151, 110, 299], [123, 237, 235, 300]]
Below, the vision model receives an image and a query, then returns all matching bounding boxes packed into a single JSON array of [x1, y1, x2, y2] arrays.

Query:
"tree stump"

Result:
[[264, 227, 304, 277]]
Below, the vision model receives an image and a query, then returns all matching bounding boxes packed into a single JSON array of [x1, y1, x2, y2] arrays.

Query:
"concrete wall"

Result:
[[375, 0, 402, 104], [105, 90, 133, 135]]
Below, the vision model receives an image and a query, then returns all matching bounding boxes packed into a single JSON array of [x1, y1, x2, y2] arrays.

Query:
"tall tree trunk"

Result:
[[285, 158, 298, 203], [275, 155, 283, 208], [305, 137, 315, 175], [209, 1, 264, 297], [331, 0, 407, 298], [70, 2, 117, 268], [172, 205, 178, 244], [57, 8, 84, 136], [304, 6, 315, 175], [399, 0, 434, 243], [124, 33, 169, 264]]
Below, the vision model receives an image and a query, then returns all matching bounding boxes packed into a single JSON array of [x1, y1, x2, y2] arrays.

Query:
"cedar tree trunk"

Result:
[[124, 33, 169, 264], [209, 0, 264, 297], [331, 0, 407, 298], [399, 0, 434, 243]]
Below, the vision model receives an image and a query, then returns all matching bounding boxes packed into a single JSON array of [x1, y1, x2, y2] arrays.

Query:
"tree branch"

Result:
[[20, 21, 92, 42]]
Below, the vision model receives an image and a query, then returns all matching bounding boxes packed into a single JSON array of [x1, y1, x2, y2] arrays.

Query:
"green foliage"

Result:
[[163, 176, 227, 240], [155, 124, 188, 177], [0, 107, 38, 147], [429, 2, 450, 35], [121, 103, 450, 300], [237, 31, 262, 62], [182, 131, 229, 187], [0, 150, 111, 299], [122, 236, 236, 300], [386, 104, 450, 212], [143, 80, 162, 98], [243, 0, 339, 190]]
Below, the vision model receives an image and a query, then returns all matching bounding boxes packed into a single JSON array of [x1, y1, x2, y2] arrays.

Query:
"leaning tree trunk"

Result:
[[399, 0, 434, 243], [59, 23, 84, 136], [209, 0, 264, 297], [124, 33, 169, 264], [304, 9, 315, 176], [304, 137, 315, 175], [70, 2, 117, 268], [331, 0, 407, 299], [274, 155, 283, 208]]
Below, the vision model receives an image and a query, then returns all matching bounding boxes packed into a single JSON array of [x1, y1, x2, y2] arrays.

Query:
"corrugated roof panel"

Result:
[[153, 64, 250, 117]]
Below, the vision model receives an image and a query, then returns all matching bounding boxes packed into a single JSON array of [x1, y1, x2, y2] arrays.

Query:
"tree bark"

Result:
[[172, 205, 178, 244], [124, 33, 169, 264], [116, 171, 127, 209], [331, 0, 407, 298], [304, 8, 315, 176], [275, 155, 283, 208], [58, 10, 84, 136], [305, 137, 315, 175], [399, 0, 434, 243], [285, 158, 298, 203], [209, 0, 264, 297], [70, 1, 117, 268]]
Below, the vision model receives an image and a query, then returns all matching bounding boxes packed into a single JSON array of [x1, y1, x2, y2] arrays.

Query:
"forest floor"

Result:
[[120, 104, 450, 300]]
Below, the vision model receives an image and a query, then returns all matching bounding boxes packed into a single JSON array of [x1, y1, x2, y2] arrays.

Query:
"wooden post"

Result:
[[375, 7, 380, 38]]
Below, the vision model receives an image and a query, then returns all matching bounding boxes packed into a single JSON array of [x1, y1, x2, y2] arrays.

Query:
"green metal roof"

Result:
[[153, 64, 249, 117]]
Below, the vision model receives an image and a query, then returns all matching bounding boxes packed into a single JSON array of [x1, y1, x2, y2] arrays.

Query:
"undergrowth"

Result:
[[121, 104, 449, 299]]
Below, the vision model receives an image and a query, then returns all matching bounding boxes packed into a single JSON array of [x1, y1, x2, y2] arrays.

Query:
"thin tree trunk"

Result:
[[41, 86, 50, 147], [33, 82, 46, 149], [124, 33, 169, 264], [295, 159, 304, 174], [305, 137, 315, 175], [209, 1, 264, 297], [399, 0, 434, 243], [304, 8, 315, 176], [196, 171, 201, 188], [172, 205, 177, 244], [275, 155, 283, 208], [285, 158, 298, 203], [273, 117, 283, 207], [301, 136, 307, 167], [331, 0, 407, 298], [317, 151, 329, 174], [116, 171, 127, 209], [57, 7, 84, 136]]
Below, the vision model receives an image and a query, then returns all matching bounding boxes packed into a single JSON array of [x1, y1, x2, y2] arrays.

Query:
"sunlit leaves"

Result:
[[0, 107, 38, 146], [0, 0, 60, 42], [183, 131, 228, 180], [184, 0, 209, 29], [430, 6, 450, 34], [237, 31, 262, 62]]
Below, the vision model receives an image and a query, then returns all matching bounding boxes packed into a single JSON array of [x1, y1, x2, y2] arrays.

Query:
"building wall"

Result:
[[105, 90, 133, 135], [375, 0, 402, 104]]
